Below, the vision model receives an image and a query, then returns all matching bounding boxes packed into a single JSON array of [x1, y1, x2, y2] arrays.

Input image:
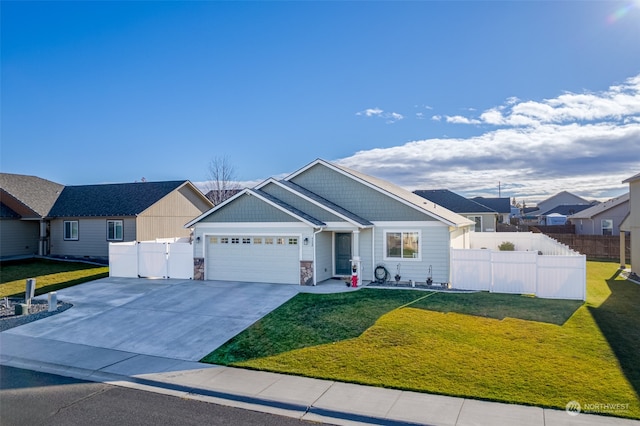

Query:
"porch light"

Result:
[[303, 237, 309, 245]]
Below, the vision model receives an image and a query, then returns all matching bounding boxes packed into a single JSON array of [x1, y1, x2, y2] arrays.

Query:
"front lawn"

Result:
[[0, 258, 109, 298], [202, 261, 640, 419]]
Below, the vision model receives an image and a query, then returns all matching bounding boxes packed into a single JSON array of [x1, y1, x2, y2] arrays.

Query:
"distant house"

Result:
[[0, 174, 213, 262], [0, 173, 64, 258], [414, 189, 497, 232], [538, 204, 594, 226], [470, 197, 512, 224], [621, 173, 640, 275], [528, 191, 593, 217], [569, 193, 629, 236]]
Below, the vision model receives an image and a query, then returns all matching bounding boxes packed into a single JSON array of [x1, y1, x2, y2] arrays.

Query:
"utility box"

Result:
[[48, 292, 58, 312], [15, 303, 29, 316]]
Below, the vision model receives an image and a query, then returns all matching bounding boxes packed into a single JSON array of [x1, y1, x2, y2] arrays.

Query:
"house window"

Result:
[[253, 238, 262, 244], [288, 238, 298, 245], [220, 237, 229, 244], [265, 238, 274, 245], [231, 237, 240, 244], [602, 219, 613, 236], [63, 221, 79, 241], [467, 216, 482, 232], [276, 237, 285, 245], [210, 237, 218, 244], [107, 220, 123, 241], [242, 238, 251, 244], [385, 231, 420, 260]]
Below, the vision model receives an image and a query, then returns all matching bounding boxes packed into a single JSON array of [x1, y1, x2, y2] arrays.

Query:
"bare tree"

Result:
[[205, 156, 242, 205]]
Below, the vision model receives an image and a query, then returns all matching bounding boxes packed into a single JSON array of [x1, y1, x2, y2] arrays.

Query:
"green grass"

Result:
[[0, 258, 109, 298], [202, 261, 640, 419]]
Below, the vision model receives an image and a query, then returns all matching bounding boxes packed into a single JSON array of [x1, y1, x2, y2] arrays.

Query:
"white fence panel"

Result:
[[536, 255, 586, 300], [138, 242, 168, 278], [450, 249, 491, 291], [167, 243, 194, 279], [109, 242, 138, 278], [490, 251, 537, 295]]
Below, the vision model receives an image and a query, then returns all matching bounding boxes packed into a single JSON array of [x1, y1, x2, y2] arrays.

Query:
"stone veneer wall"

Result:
[[193, 257, 204, 280], [300, 261, 313, 286]]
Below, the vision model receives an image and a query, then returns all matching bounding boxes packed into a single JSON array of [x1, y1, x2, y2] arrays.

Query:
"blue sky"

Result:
[[2, 1, 639, 204]]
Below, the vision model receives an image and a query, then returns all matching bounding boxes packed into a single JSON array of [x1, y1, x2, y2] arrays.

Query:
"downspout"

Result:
[[312, 227, 324, 285]]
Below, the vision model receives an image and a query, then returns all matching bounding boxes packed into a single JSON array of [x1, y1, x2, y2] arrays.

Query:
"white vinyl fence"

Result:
[[109, 239, 193, 279], [451, 233, 586, 300]]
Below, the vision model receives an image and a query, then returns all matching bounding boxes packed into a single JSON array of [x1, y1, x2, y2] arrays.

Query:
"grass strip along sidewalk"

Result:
[[203, 261, 640, 419], [0, 258, 109, 298]]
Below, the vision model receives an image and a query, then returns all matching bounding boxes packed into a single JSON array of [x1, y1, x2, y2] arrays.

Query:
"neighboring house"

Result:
[[0, 173, 64, 258], [538, 204, 594, 226], [187, 159, 474, 285], [0, 173, 213, 261], [47, 181, 213, 261], [470, 197, 512, 224], [414, 189, 497, 232], [621, 173, 640, 275], [527, 191, 592, 217], [569, 193, 630, 236]]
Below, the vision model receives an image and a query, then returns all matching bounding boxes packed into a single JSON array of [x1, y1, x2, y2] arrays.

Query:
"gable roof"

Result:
[[288, 160, 472, 227], [48, 181, 188, 217], [414, 190, 495, 214], [539, 204, 594, 216], [470, 197, 511, 214], [569, 193, 629, 219], [623, 172, 640, 184], [0, 173, 64, 218]]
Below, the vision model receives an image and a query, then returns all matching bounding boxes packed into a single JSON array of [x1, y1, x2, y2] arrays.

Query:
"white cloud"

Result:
[[339, 74, 640, 202], [356, 107, 404, 123]]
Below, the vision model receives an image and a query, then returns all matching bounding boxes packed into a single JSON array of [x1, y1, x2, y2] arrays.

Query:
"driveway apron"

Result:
[[3, 277, 299, 361]]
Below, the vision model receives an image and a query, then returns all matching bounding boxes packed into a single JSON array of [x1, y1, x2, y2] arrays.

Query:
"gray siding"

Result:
[[574, 201, 629, 236], [200, 194, 299, 223], [373, 224, 451, 284], [315, 231, 333, 282], [359, 228, 373, 282], [290, 164, 435, 222], [0, 219, 39, 258], [260, 182, 344, 223], [50, 217, 136, 259]]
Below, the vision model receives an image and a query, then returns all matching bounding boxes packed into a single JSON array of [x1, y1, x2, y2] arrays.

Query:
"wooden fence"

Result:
[[546, 234, 631, 261]]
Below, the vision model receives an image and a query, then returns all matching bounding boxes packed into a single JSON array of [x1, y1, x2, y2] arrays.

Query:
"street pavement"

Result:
[[1, 277, 638, 426]]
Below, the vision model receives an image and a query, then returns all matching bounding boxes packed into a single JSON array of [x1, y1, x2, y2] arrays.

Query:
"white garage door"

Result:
[[206, 235, 300, 284]]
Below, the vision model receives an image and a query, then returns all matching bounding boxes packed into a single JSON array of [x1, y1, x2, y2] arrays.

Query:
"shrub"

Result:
[[498, 241, 515, 251]]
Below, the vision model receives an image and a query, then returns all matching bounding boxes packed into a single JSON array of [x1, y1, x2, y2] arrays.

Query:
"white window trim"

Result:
[[107, 220, 124, 241], [64, 220, 79, 241], [383, 230, 422, 261], [467, 216, 482, 232], [601, 219, 613, 236]]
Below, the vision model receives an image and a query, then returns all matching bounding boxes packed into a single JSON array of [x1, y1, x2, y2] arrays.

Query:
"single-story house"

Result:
[[569, 192, 629, 236], [0, 173, 213, 262], [413, 189, 497, 232], [187, 159, 474, 285], [47, 181, 213, 262], [538, 204, 594, 226], [0, 173, 64, 258], [621, 172, 640, 275], [528, 191, 593, 217]]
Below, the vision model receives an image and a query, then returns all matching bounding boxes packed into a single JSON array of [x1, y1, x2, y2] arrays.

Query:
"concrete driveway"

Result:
[[3, 277, 299, 361]]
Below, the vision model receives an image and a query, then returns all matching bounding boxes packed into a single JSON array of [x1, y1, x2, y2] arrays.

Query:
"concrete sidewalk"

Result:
[[1, 333, 636, 426]]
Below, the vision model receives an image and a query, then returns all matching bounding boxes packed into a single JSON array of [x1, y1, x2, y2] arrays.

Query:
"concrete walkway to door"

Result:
[[2, 277, 300, 361]]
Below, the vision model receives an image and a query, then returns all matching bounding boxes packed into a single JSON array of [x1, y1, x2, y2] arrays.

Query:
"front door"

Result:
[[335, 233, 352, 275]]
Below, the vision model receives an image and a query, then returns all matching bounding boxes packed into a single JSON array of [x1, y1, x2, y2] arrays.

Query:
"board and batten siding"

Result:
[[373, 223, 451, 284], [199, 194, 299, 223], [137, 186, 212, 241], [0, 220, 39, 257], [290, 164, 436, 222], [50, 217, 136, 259]]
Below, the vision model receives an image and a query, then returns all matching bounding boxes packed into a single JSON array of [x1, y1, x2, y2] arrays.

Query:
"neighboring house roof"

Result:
[[569, 193, 629, 219], [470, 197, 511, 214], [622, 172, 640, 184], [0, 173, 64, 218], [414, 190, 495, 214], [48, 181, 189, 217], [539, 204, 594, 216]]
